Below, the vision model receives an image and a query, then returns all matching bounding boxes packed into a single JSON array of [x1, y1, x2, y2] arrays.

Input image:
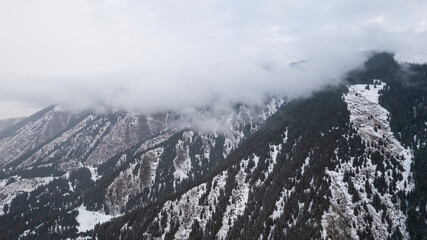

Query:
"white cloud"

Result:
[[0, 0, 426, 118], [0, 100, 41, 119]]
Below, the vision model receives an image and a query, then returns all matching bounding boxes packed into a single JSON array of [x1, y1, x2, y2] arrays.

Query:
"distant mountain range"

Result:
[[0, 117, 23, 133], [0, 53, 425, 240]]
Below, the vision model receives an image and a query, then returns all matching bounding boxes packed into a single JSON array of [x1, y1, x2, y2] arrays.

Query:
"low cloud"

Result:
[[0, 0, 426, 118]]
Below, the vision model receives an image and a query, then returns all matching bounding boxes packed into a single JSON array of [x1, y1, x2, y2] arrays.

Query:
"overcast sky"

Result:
[[0, 0, 426, 119]]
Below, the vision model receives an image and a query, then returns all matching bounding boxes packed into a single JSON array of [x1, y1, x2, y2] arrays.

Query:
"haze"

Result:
[[1, 0, 427, 119]]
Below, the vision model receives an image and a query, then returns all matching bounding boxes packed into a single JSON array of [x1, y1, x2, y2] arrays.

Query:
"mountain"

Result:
[[0, 53, 426, 240], [0, 117, 23, 132]]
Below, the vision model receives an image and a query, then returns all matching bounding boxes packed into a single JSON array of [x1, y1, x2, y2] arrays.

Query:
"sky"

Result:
[[0, 0, 427, 119]]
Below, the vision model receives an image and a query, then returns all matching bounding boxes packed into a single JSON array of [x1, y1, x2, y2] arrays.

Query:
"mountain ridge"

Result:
[[0, 53, 425, 239]]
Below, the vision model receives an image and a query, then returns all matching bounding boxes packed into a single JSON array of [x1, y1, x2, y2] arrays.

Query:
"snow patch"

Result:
[[270, 187, 295, 220], [217, 163, 250, 240], [300, 156, 310, 176], [86, 165, 100, 182], [75, 204, 116, 233], [344, 81, 414, 193], [173, 131, 193, 182], [322, 81, 414, 239]]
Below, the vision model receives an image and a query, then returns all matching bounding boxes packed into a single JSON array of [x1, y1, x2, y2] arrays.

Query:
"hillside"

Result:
[[0, 53, 426, 239]]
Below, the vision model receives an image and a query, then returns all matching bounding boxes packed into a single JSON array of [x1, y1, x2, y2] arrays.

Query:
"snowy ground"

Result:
[[345, 82, 413, 193], [86, 165, 101, 182], [173, 131, 193, 182], [322, 81, 413, 240], [75, 204, 116, 233]]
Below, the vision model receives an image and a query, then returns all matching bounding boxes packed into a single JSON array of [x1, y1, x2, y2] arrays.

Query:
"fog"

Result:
[[0, 0, 426, 119]]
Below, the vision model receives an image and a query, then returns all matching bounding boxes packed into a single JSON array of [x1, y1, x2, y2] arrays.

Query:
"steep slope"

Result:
[[0, 109, 169, 170], [0, 106, 73, 167], [93, 84, 351, 240], [0, 96, 286, 239], [92, 53, 425, 240], [0, 109, 173, 216], [323, 81, 413, 239], [0, 53, 425, 239]]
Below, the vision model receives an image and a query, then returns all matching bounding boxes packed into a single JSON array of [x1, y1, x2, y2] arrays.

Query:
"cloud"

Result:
[[0, 0, 426, 118]]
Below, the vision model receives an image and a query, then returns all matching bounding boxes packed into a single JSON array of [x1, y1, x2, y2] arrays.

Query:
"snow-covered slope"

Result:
[[100, 96, 287, 215], [92, 61, 424, 240], [0, 95, 287, 239], [75, 204, 117, 233], [1, 53, 425, 240], [322, 81, 414, 239], [0, 107, 72, 166], [0, 176, 54, 215]]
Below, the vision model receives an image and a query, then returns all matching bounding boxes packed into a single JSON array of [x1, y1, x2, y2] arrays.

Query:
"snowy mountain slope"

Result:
[[0, 176, 54, 215], [0, 107, 74, 167], [85, 113, 169, 165], [92, 85, 352, 240], [0, 53, 425, 240], [90, 97, 287, 216], [0, 95, 287, 239], [1, 111, 170, 171], [0, 96, 284, 171], [322, 81, 414, 239], [91, 54, 425, 240]]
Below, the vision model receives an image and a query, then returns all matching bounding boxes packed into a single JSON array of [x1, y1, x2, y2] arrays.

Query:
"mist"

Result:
[[1, 0, 427, 119]]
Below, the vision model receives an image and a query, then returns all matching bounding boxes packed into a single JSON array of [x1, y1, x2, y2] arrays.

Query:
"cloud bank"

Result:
[[0, 0, 426, 118]]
